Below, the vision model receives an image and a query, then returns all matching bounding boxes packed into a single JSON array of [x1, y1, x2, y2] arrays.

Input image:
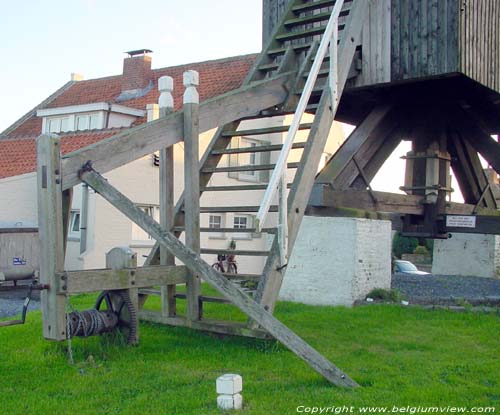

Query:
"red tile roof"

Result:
[[0, 130, 126, 180], [4, 54, 256, 138], [0, 54, 257, 180]]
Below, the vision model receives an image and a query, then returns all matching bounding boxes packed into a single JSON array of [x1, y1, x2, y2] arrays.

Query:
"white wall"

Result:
[[432, 233, 500, 279], [0, 173, 38, 225], [280, 217, 392, 306]]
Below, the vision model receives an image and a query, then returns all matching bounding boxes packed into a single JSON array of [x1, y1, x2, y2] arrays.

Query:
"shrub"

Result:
[[366, 288, 403, 303], [413, 245, 429, 255]]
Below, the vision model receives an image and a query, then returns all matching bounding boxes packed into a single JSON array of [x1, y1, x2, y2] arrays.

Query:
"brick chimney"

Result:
[[122, 49, 153, 93]]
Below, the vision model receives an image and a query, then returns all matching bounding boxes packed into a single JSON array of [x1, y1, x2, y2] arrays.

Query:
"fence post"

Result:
[[183, 70, 201, 320], [158, 76, 177, 317], [37, 134, 67, 340]]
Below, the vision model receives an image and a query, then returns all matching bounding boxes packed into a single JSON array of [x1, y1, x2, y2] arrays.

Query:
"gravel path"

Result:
[[392, 274, 500, 305], [0, 284, 40, 319]]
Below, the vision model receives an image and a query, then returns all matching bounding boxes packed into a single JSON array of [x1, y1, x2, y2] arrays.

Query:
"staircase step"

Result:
[[202, 184, 291, 192], [201, 248, 269, 256], [200, 206, 278, 213], [267, 42, 314, 57], [284, 9, 350, 28], [173, 226, 277, 234], [258, 62, 280, 72], [202, 162, 299, 174], [213, 142, 307, 155], [292, 0, 351, 14], [221, 124, 312, 138], [222, 273, 262, 281], [276, 25, 334, 42]]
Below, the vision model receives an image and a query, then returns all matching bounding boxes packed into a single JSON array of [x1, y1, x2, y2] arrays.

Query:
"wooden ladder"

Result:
[[142, 0, 368, 326]]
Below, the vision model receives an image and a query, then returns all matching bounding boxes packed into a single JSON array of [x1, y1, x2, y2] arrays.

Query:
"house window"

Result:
[[209, 214, 226, 239], [48, 117, 70, 133], [68, 210, 81, 239], [76, 113, 100, 131], [228, 137, 270, 183], [233, 214, 253, 240], [131, 205, 159, 242]]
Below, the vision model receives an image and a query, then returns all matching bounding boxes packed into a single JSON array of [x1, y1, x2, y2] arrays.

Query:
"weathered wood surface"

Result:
[[255, 0, 370, 313], [183, 84, 201, 321], [61, 74, 293, 190], [140, 311, 271, 339], [64, 265, 188, 294], [263, 0, 294, 46], [37, 134, 67, 341], [391, 0, 460, 81], [308, 187, 494, 216], [80, 167, 358, 387], [460, 0, 500, 94], [443, 215, 500, 235]]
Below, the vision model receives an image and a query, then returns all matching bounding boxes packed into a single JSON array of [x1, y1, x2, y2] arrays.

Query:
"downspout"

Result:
[[104, 102, 112, 128], [80, 184, 89, 254]]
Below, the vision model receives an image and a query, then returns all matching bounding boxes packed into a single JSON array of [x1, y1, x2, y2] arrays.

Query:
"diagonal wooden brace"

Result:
[[79, 165, 358, 388]]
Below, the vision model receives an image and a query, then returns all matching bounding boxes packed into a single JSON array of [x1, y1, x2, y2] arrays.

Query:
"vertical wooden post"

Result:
[[183, 70, 201, 321], [158, 76, 177, 317], [37, 134, 67, 341], [105, 247, 139, 344]]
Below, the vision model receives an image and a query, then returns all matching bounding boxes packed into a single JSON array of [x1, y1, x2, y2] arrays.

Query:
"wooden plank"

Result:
[[201, 249, 270, 257], [255, 0, 370, 313], [220, 124, 312, 138], [36, 134, 66, 341], [139, 310, 271, 340], [64, 265, 188, 294], [60, 73, 292, 190], [80, 167, 358, 387], [315, 104, 394, 185], [443, 214, 500, 235], [183, 77, 201, 322], [309, 187, 484, 216], [212, 141, 307, 154]]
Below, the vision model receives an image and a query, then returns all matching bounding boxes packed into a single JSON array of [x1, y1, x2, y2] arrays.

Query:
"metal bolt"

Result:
[[62, 285, 67, 291], [55, 169, 60, 175], [55, 179, 61, 184]]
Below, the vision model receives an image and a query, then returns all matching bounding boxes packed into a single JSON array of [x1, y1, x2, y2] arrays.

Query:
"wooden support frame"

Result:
[[37, 134, 67, 341], [62, 265, 188, 294], [79, 166, 358, 388]]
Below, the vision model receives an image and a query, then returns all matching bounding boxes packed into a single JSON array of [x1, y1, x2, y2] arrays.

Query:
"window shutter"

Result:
[[259, 140, 271, 183], [228, 137, 240, 179]]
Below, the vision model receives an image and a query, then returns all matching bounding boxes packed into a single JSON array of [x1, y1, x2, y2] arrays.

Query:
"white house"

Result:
[[0, 51, 345, 274]]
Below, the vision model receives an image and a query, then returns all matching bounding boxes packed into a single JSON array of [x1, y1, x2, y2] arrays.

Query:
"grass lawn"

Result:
[[0, 292, 499, 415]]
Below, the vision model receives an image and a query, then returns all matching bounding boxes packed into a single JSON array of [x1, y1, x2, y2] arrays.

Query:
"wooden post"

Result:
[[183, 70, 201, 321], [37, 134, 67, 341], [158, 76, 177, 317], [105, 247, 139, 344]]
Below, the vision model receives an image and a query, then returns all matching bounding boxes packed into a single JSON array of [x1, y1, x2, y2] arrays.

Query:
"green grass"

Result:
[[0, 293, 499, 415]]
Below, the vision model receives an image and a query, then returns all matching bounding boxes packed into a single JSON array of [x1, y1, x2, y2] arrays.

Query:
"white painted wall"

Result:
[[432, 233, 500, 279], [280, 217, 392, 306], [0, 173, 38, 224]]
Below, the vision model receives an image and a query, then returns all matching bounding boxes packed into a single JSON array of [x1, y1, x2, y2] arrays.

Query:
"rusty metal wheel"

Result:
[[95, 290, 138, 344]]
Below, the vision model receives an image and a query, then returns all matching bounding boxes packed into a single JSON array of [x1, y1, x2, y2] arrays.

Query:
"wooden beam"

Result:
[[37, 134, 67, 341], [315, 103, 395, 186], [61, 73, 293, 190], [80, 167, 358, 388], [183, 71, 201, 321], [64, 265, 188, 294], [139, 311, 271, 339], [442, 214, 500, 235], [308, 186, 489, 216]]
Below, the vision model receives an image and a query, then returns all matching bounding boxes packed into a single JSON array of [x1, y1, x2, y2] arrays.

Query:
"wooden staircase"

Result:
[[141, 0, 368, 324]]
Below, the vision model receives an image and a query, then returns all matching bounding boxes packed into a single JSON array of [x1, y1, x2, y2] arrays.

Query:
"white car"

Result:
[[393, 260, 430, 276]]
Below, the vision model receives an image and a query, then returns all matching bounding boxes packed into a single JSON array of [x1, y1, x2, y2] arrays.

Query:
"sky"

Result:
[[0, 0, 465, 198]]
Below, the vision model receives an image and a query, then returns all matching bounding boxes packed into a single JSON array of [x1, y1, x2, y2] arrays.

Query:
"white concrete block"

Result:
[[217, 393, 243, 410], [280, 216, 392, 306], [433, 233, 500, 279], [216, 374, 242, 395]]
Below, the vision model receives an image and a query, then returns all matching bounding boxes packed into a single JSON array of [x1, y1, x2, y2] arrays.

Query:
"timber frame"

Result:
[[35, 0, 374, 388]]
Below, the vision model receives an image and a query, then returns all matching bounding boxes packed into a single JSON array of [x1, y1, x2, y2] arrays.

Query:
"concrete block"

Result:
[[280, 216, 392, 306], [217, 393, 243, 410], [216, 374, 242, 395]]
